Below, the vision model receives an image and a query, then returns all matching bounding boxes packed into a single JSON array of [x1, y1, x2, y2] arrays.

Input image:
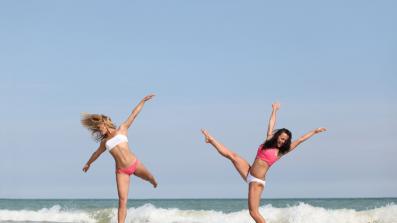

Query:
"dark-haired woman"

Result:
[[201, 103, 326, 223]]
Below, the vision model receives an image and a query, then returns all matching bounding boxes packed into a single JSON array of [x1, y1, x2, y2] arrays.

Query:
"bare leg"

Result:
[[116, 173, 130, 223], [201, 129, 251, 181], [134, 162, 158, 188], [248, 182, 266, 223]]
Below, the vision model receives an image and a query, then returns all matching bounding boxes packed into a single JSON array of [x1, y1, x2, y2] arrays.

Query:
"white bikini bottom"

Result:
[[246, 172, 266, 187]]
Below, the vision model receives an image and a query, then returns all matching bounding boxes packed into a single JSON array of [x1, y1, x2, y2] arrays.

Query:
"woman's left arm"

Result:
[[289, 127, 327, 152]]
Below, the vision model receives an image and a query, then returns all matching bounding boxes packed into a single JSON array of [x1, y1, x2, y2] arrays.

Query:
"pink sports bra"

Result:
[[256, 145, 279, 166]]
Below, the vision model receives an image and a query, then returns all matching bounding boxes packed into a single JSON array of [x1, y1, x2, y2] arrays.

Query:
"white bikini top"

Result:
[[105, 134, 128, 151]]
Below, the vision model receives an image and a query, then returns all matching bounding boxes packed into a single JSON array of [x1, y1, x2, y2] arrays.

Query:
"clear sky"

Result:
[[0, 0, 396, 199]]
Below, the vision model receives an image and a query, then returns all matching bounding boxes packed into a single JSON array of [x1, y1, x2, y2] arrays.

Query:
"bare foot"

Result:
[[201, 129, 213, 143], [151, 179, 158, 188]]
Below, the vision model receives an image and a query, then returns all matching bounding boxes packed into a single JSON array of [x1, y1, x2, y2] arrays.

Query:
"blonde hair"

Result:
[[81, 113, 116, 142]]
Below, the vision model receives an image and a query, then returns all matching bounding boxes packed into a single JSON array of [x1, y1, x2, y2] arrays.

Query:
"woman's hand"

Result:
[[314, 127, 327, 134], [82, 164, 90, 172], [142, 94, 155, 102], [272, 102, 280, 111]]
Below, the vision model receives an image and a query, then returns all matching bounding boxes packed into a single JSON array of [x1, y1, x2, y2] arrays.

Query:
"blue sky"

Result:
[[0, 0, 396, 199]]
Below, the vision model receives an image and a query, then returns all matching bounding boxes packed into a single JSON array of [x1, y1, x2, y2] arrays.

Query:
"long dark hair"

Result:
[[263, 128, 292, 155]]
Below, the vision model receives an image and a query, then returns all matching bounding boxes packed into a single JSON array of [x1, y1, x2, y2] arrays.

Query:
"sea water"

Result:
[[0, 198, 396, 223]]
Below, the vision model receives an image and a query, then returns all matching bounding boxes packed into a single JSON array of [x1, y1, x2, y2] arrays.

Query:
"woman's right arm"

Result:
[[82, 140, 106, 172], [265, 102, 280, 141]]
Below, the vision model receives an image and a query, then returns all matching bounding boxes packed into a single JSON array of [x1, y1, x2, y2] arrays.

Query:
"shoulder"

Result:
[[118, 124, 128, 132], [115, 126, 128, 136]]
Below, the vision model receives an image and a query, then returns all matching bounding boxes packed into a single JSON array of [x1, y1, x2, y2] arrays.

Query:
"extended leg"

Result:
[[134, 162, 158, 188], [201, 129, 251, 181]]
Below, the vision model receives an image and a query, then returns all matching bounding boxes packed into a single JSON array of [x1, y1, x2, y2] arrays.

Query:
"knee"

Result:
[[228, 152, 238, 160], [249, 208, 260, 219], [118, 197, 128, 208]]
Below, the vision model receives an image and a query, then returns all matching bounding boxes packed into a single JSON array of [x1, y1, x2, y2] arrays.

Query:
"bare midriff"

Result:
[[249, 159, 271, 180], [109, 142, 137, 169]]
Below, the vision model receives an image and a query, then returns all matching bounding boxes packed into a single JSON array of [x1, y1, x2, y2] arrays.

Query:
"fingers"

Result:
[[201, 129, 212, 143], [201, 129, 210, 138], [143, 94, 156, 101], [272, 102, 281, 110], [316, 127, 327, 133]]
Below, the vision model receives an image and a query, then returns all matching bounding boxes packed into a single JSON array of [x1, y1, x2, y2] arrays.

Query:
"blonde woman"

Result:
[[81, 94, 158, 223]]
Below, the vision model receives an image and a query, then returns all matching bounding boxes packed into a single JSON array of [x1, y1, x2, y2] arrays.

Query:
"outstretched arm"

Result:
[[120, 94, 155, 130], [82, 140, 106, 172], [288, 127, 327, 153], [266, 102, 280, 141]]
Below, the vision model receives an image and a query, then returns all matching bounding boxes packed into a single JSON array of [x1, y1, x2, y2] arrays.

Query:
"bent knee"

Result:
[[228, 152, 238, 160]]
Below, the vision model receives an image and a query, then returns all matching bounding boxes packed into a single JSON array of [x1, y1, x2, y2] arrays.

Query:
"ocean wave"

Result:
[[0, 203, 396, 223], [0, 205, 95, 223]]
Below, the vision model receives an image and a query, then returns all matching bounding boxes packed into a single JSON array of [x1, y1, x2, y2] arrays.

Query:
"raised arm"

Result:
[[120, 94, 155, 130], [288, 127, 327, 152], [82, 140, 106, 172], [266, 102, 281, 141]]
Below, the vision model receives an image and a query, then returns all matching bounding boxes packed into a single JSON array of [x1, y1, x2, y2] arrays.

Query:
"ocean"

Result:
[[0, 198, 396, 223]]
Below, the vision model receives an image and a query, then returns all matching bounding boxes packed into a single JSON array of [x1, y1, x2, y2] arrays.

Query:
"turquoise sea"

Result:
[[0, 198, 396, 223]]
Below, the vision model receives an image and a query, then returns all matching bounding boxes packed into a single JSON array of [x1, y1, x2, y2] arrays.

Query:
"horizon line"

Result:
[[1, 196, 396, 200]]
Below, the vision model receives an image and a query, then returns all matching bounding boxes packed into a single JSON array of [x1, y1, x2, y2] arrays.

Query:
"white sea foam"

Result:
[[0, 203, 396, 223], [118, 203, 397, 223], [0, 205, 95, 223]]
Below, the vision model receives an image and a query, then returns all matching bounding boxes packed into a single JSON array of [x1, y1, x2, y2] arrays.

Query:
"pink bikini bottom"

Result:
[[116, 159, 139, 176]]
